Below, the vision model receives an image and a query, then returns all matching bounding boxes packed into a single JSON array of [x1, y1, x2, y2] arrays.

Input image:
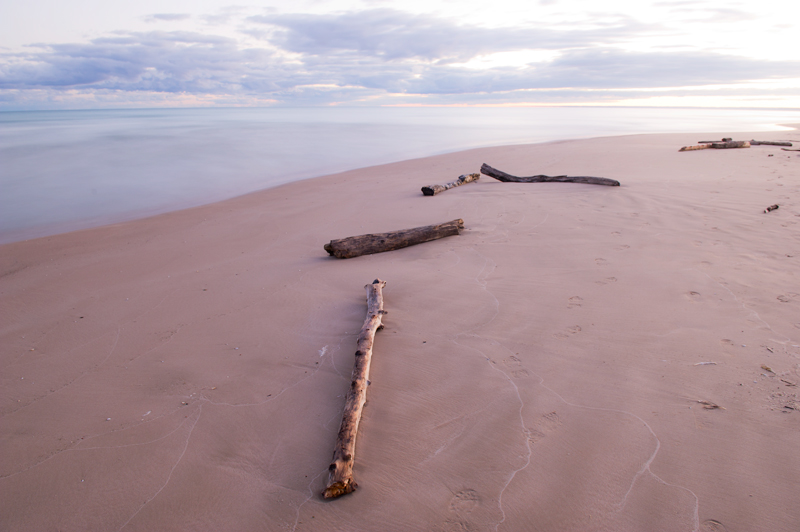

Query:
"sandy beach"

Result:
[[1, 128, 799, 531]]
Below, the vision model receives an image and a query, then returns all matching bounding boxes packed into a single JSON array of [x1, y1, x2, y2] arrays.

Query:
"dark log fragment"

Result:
[[323, 279, 387, 499], [764, 204, 779, 213], [480, 163, 620, 187], [710, 141, 750, 149], [750, 140, 792, 146], [324, 219, 464, 259], [422, 173, 480, 196]]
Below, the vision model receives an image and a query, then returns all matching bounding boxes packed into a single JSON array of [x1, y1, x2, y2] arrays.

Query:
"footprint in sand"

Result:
[[611, 231, 621, 236], [596, 277, 617, 285], [449, 489, 480, 514], [700, 519, 728, 532], [503, 355, 522, 367], [568, 296, 583, 309], [720, 339, 735, 346], [686, 291, 702, 301], [526, 411, 562, 444], [553, 326, 582, 339], [614, 244, 630, 251], [512, 369, 530, 379], [693, 240, 703, 247], [595, 258, 607, 266], [777, 295, 791, 303]]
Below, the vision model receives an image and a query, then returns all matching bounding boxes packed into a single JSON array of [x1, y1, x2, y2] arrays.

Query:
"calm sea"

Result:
[[1, 106, 798, 243]]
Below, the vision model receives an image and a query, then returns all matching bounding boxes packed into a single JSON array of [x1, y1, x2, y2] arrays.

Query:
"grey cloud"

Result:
[[248, 9, 652, 62], [1, 8, 797, 108], [0, 32, 281, 93]]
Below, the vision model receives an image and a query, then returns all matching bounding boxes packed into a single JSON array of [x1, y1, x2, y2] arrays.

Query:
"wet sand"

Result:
[[1, 128, 799, 531]]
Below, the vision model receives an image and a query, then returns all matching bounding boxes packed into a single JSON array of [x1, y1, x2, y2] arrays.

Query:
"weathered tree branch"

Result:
[[680, 141, 750, 151], [323, 279, 387, 499], [480, 163, 620, 187], [324, 219, 465, 259], [750, 140, 792, 146], [421, 173, 480, 196]]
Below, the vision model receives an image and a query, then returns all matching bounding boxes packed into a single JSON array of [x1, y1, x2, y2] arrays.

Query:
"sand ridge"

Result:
[[1, 128, 799, 531]]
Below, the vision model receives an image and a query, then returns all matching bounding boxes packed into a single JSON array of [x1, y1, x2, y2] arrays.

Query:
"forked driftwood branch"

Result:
[[324, 219, 464, 259], [323, 279, 387, 499], [422, 173, 480, 196], [480, 163, 620, 187], [680, 141, 750, 151]]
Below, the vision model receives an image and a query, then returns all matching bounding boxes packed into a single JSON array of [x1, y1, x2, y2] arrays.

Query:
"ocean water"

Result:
[[1, 106, 798, 243]]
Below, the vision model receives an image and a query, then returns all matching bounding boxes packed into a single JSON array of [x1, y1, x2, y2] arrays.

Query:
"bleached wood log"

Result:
[[323, 279, 387, 499], [421, 173, 480, 196], [480, 163, 620, 187], [324, 219, 464, 259], [680, 144, 712, 151]]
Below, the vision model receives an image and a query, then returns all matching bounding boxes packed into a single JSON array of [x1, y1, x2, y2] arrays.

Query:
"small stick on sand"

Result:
[[324, 219, 464, 259], [480, 163, 620, 186], [323, 279, 387, 499], [422, 173, 480, 196], [764, 204, 779, 213]]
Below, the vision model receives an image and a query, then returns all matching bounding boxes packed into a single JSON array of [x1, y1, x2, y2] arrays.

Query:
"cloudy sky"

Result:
[[1, 0, 798, 110]]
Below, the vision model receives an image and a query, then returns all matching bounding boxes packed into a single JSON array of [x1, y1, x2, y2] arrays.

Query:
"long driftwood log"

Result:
[[750, 140, 792, 146], [324, 219, 464, 259], [480, 163, 620, 187], [323, 279, 387, 499], [680, 141, 750, 151], [422, 173, 480, 196]]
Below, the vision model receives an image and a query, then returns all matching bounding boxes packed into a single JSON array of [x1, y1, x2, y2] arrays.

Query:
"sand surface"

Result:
[[2, 129, 799, 531]]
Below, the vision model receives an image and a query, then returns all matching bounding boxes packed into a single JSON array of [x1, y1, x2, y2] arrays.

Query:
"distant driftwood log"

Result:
[[680, 141, 750, 152], [480, 163, 620, 187], [421, 173, 480, 196], [323, 279, 387, 499], [324, 219, 465, 259], [750, 140, 792, 146]]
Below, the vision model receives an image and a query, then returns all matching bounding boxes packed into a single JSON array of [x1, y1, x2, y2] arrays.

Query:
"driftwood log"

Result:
[[750, 140, 792, 146], [323, 279, 387, 499], [324, 219, 464, 259], [764, 204, 779, 213], [422, 173, 479, 196], [680, 141, 750, 152], [480, 163, 620, 187]]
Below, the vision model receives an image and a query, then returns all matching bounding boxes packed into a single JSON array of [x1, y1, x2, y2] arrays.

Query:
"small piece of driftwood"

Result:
[[323, 279, 387, 499], [750, 140, 792, 146], [324, 219, 464, 259], [422, 173, 479, 196], [764, 204, 779, 213], [680, 141, 750, 152], [698, 137, 733, 143], [781, 148, 800, 152], [480, 163, 620, 187]]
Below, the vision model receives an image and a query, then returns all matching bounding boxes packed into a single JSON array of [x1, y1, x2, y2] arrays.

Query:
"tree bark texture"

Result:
[[421, 173, 480, 196], [324, 219, 464, 259], [323, 279, 387, 499], [480, 163, 620, 187]]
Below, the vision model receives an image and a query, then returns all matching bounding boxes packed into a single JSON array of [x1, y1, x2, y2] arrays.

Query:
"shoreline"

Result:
[[2, 128, 799, 531]]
